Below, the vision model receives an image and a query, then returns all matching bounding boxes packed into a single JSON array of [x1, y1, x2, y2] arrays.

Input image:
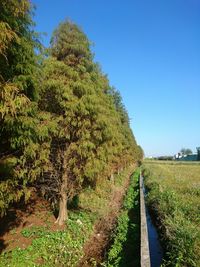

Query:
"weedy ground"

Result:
[[0, 165, 136, 267], [78, 165, 137, 266], [102, 170, 140, 267], [143, 161, 200, 267]]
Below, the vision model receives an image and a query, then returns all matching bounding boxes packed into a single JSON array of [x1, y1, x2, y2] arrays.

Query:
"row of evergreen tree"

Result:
[[0, 0, 143, 225]]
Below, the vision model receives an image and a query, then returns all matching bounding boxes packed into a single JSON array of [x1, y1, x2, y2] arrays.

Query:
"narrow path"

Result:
[[79, 168, 134, 267]]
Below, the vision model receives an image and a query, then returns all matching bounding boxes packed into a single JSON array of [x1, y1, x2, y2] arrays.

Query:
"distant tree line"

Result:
[[180, 148, 192, 156], [0, 0, 143, 224], [154, 147, 200, 162], [157, 156, 174, 161]]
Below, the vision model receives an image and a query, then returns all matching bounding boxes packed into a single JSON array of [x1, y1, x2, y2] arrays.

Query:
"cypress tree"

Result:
[[0, 0, 41, 100], [39, 21, 142, 225], [0, 0, 51, 216], [0, 3, 143, 222]]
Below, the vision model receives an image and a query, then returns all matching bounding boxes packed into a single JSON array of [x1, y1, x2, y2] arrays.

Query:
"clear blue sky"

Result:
[[32, 0, 200, 157]]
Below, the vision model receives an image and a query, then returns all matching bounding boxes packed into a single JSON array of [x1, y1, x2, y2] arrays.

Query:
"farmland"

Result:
[[143, 161, 200, 267]]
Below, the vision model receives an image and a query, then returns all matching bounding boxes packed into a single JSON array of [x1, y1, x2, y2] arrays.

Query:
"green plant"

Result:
[[143, 161, 200, 267], [104, 170, 140, 267], [0, 211, 94, 267], [21, 226, 48, 238]]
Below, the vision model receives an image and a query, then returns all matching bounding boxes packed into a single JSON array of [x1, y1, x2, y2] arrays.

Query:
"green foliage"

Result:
[[51, 20, 92, 63], [105, 170, 140, 267], [0, 79, 54, 215], [0, 21, 18, 57], [38, 20, 142, 222], [106, 211, 129, 267], [0, 3, 142, 225], [0, 0, 52, 216], [0, 0, 41, 100], [21, 226, 49, 238]]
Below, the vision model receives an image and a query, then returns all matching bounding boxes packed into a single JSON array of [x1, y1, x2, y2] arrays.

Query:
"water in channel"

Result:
[[143, 182, 163, 267]]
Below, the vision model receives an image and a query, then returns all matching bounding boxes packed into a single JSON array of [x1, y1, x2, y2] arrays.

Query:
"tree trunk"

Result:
[[55, 187, 67, 225], [55, 154, 68, 226], [110, 173, 114, 183]]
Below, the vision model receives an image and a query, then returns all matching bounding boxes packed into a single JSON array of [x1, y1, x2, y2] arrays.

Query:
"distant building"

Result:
[[176, 147, 200, 161], [176, 154, 198, 161]]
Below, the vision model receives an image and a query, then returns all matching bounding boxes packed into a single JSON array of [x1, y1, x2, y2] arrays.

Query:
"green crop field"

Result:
[[143, 161, 200, 267]]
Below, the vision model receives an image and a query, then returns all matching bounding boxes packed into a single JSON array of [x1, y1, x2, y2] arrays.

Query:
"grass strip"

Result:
[[103, 169, 140, 267]]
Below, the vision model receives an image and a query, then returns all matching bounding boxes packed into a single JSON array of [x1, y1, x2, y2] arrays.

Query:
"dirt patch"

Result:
[[79, 167, 135, 267], [0, 190, 64, 253]]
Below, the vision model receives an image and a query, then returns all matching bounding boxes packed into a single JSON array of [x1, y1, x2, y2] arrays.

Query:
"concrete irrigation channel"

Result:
[[140, 173, 163, 267]]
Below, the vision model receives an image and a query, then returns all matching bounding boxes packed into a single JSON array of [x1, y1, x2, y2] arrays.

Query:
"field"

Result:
[[143, 161, 200, 267]]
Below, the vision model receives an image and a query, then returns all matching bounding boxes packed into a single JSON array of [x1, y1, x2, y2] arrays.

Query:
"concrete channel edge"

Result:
[[140, 173, 151, 267]]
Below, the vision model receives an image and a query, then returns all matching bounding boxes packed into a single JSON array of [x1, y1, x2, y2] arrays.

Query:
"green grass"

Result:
[[78, 166, 134, 217], [144, 159, 200, 165], [143, 161, 200, 267], [103, 170, 140, 267]]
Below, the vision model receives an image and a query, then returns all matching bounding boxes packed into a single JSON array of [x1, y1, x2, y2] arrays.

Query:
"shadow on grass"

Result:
[[119, 181, 140, 267]]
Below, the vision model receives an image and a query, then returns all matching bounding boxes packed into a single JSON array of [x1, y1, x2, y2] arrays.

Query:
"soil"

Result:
[[0, 166, 135, 267], [79, 167, 135, 267], [0, 190, 64, 253]]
